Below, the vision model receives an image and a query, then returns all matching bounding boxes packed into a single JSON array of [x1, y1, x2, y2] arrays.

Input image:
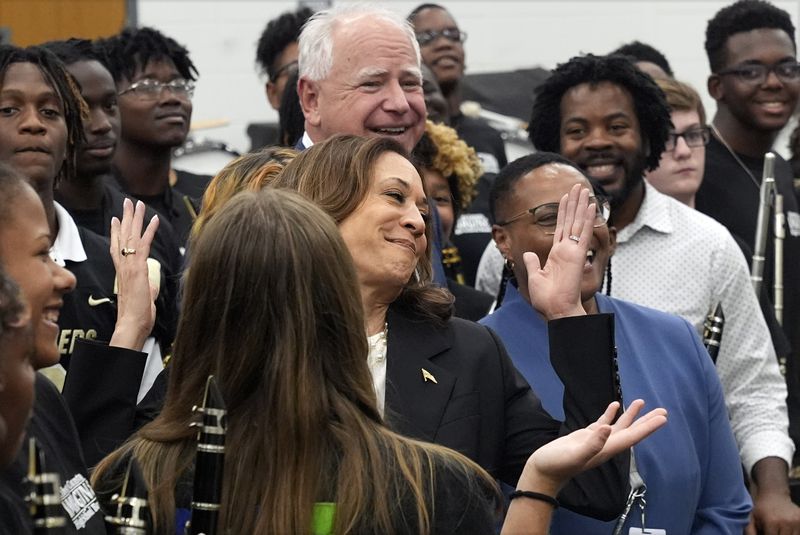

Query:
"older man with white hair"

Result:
[[296, 5, 427, 153]]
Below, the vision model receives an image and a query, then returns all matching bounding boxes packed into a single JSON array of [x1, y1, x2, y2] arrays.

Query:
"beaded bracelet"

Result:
[[508, 490, 559, 508]]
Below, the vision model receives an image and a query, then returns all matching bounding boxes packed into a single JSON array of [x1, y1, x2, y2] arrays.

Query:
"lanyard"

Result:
[[612, 450, 647, 535]]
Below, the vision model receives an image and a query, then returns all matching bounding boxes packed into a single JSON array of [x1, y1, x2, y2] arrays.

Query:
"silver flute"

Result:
[[750, 152, 785, 325]]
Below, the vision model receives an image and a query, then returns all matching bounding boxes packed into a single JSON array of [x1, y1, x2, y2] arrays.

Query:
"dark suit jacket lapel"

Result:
[[384, 307, 456, 443]]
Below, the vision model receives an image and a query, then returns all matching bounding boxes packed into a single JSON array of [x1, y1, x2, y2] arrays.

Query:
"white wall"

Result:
[[138, 0, 800, 156]]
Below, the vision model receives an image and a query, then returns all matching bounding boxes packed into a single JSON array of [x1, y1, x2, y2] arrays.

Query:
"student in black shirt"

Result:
[[98, 27, 210, 248]]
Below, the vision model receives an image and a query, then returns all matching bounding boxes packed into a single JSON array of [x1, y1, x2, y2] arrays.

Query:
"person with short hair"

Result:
[[611, 40, 674, 80], [484, 152, 750, 532], [697, 6, 800, 526], [408, 3, 508, 173], [255, 6, 313, 112], [98, 27, 207, 248]]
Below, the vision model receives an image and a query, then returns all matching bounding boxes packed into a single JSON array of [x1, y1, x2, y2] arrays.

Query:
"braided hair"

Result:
[[0, 45, 87, 185]]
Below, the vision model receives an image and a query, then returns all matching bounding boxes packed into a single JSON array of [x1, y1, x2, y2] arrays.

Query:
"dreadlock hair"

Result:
[[407, 3, 448, 22], [255, 7, 314, 81], [98, 27, 198, 84], [529, 54, 671, 173], [41, 38, 109, 69], [611, 41, 674, 77], [705, 0, 796, 73], [0, 45, 87, 185]]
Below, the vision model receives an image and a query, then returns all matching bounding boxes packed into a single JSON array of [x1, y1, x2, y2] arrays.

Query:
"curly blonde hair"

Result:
[[415, 120, 483, 210]]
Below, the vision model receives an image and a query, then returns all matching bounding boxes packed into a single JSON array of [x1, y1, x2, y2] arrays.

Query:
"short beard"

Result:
[[607, 160, 646, 210]]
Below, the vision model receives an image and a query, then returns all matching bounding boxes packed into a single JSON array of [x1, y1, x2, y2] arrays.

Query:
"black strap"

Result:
[[509, 490, 559, 508]]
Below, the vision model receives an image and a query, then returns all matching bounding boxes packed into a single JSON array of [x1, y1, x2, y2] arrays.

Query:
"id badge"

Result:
[[629, 529, 667, 534]]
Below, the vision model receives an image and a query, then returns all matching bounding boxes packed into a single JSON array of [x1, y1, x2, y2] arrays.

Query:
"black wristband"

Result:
[[508, 490, 559, 508]]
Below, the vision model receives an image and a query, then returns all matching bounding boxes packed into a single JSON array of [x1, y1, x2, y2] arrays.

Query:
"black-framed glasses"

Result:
[[415, 28, 467, 47], [271, 60, 298, 82], [665, 126, 710, 151], [118, 78, 195, 100], [716, 62, 800, 85], [496, 196, 611, 235]]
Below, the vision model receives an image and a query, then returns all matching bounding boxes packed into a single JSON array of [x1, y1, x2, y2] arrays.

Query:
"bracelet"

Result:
[[508, 490, 559, 508]]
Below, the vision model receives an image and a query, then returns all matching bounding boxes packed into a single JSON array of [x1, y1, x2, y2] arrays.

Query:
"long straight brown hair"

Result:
[[93, 189, 495, 534]]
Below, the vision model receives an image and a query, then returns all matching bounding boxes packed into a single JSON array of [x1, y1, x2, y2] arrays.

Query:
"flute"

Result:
[[185, 375, 227, 535], [774, 193, 785, 326], [25, 437, 67, 534], [751, 152, 776, 296], [104, 457, 151, 534], [702, 302, 725, 363]]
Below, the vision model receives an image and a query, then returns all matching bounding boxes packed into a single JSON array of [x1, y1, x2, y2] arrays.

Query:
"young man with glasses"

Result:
[[696, 3, 800, 529], [98, 27, 207, 249]]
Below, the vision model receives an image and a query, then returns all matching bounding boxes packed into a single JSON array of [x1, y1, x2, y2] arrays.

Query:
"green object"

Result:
[[311, 502, 336, 535]]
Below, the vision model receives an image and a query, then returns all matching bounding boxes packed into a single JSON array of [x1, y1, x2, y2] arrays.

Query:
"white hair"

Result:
[[298, 3, 421, 81]]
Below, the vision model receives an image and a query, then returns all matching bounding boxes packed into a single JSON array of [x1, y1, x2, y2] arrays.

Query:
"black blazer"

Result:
[[383, 305, 628, 520]]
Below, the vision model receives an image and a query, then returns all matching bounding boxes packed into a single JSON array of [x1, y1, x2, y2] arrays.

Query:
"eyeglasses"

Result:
[[496, 196, 611, 234], [415, 28, 467, 47], [665, 126, 710, 151], [716, 62, 800, 85], [118, 78, 195, 100], [271, 60, 298, 82]]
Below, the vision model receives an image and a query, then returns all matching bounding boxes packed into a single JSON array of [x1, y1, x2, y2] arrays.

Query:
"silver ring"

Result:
[[568, 235, 580, 243], [121, 248, 137, 257]]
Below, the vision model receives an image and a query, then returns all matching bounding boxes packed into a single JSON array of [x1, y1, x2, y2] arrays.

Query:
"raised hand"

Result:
[[109, 198, 159, 351], [525, 184, 595, 319]]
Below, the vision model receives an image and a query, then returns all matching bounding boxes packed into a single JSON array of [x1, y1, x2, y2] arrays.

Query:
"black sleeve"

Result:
[[133, 367, 169, 432], [547, 313, 629, 520], [62, 338, 147, 468]]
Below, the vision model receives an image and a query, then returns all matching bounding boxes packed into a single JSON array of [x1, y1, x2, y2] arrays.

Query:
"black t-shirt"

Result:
[[697, 136, 800, 359], [452, 114, 508, 173], [0, 375, 106, 534]]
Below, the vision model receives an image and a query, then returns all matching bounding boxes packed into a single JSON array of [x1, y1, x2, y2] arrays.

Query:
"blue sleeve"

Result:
[[685, 319, 752, 534]]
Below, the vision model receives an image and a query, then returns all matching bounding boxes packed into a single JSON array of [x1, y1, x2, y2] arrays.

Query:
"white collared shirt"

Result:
[[51, 201, 87, 267], [301, 131, 314, 149], [613, 181, 792, 473], [367, 329, 388, 418]]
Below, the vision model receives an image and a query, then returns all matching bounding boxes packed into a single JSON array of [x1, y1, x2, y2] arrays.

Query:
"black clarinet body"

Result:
[[26, 437, 67, 534], [702, 302, 725, 363], [104, 457, 152, 534], [441, 245, 465, 285], [186, 375, 227, 535]]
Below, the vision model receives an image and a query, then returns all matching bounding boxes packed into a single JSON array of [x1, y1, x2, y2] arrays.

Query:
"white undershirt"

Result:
[[366, 328, 388, 418]]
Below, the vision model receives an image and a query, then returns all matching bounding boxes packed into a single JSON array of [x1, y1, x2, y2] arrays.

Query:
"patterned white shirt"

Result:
[[367, 328, 388, 418], [613, 181, 792, 473]]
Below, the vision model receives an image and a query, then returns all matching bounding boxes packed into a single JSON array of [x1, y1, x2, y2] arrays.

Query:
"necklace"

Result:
[[709, 123, 762, 191]]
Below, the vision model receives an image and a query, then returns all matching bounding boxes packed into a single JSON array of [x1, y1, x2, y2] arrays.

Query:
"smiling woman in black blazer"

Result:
[[273, 134, 640, 519]]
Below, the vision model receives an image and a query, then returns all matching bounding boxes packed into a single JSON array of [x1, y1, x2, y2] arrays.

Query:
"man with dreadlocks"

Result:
[[521, 53, 788, 529], [98, 27, 207, 250]]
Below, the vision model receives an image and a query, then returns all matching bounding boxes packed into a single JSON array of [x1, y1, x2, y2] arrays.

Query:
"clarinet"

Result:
[[185, 375, 227, 535], [702, 302, 725, 363], [25, 437, 67, 534], [441, 245, 466, 285], [751, 152, 776, 297], [104, 457, 152, 534]]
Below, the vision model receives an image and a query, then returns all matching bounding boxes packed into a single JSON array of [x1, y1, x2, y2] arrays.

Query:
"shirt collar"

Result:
[[616, 180, 673, 243], [302, 131, 314, 148], [50, 201, 87, 267]]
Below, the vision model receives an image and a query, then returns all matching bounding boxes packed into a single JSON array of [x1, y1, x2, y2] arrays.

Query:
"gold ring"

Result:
[[568, 235, 580, 243], [121, 248, 137, 256]]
